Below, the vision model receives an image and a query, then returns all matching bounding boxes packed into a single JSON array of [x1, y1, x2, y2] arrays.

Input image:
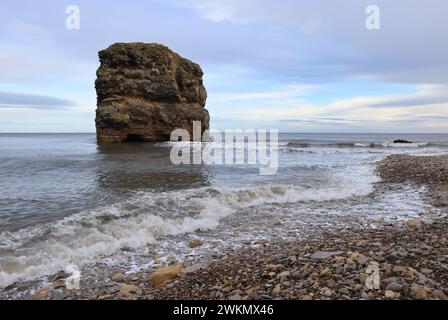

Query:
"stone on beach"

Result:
[[406, 220, 423, 227], [25, 288, 50, 300], [118, 283, 139, 296], [189, 240, 203, 248], [310, 251, 344, 260], [410, 284, 431, 300], [386, 282, 403, 292], [272, 284, 281, 295], [150, 264, 183, 287], [111, 272, 125, 282], [254, 239, 269, 246]]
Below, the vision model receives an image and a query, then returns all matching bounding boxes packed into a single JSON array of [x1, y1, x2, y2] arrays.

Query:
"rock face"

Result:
[[95, 43, 209, 143]]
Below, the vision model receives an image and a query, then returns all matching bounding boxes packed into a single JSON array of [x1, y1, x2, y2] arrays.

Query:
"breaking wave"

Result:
[[287, 141, 432, 149]]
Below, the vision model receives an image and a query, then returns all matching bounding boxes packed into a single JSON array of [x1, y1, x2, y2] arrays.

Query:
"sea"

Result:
[[0, 133, 447, 289]]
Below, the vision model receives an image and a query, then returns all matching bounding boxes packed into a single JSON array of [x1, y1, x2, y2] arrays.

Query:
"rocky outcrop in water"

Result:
[[95, 43, 210, 143]]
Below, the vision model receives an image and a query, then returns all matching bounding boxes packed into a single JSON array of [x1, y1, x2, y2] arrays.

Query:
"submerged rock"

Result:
[[95, 42, 210, 143]]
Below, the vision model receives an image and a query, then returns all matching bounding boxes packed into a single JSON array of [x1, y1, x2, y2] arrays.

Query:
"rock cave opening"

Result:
[[124, 134, 145, 142]]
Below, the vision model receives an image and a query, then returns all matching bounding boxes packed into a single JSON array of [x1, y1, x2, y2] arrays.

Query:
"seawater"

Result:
[[0, 133, 447, 287]]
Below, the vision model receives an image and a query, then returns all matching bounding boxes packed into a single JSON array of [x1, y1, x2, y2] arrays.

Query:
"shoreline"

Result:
[[3, 154, 448, 300]]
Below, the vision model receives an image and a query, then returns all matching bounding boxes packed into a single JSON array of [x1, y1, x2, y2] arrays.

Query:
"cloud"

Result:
[[178, 0, 325, 32], [322, 85, 448, 115], [178, 0, 254, 24], [0, 1, 446, 132], [278, 117, 360, 125], [0, 91, 77, 109], [366, 85, 448, 108], [178, 0, 448, 84], [209, 84, 316, 104], [209, 83, 448, 132], [1, 18, 51, 39]]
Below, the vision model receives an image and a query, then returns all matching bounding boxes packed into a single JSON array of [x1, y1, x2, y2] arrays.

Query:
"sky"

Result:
[[0, 0, 447, 133]]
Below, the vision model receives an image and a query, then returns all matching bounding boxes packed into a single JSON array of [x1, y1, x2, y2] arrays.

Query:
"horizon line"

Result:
[[1, 132, 447, 135]]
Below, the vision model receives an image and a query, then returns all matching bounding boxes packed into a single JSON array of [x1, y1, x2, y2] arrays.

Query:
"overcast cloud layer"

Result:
[[0, 0, 447, 132]]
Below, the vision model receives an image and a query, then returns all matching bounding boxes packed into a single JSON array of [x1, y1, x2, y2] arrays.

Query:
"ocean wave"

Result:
[[157, 140, 446, 152], [0, 164, 378, 288], [287, 141, 432, 149], [158, 141, 280, 153]]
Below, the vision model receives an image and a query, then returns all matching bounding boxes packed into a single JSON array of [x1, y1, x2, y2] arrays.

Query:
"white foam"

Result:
[[381, 141, 429, 148], [159, 140, 280, 152]]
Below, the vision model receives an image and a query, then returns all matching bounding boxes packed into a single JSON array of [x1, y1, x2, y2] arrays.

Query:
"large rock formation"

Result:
[[95, 43, 210, 143]]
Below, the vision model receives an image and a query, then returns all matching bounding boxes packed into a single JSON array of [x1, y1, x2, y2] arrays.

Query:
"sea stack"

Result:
[[95, 43, 210, 143]]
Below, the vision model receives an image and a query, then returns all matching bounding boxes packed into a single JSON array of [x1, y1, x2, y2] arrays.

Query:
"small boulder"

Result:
[[25, 288, 49, 300], [254, 239, 269, 246], [386, 282, 402, 292], [118, 283, 139, 296], [385, 290, 397, 299], [188, 240, 203, 248], [407, 220, 422, 227], [229, 294, 242, 300], [410, 284, 430, 300], [111, 272, 125, 282], [272, 284, 281, 295], [357, 255, 368, 265], [310, 251, 344, 260], [150, 264, 183, 287]]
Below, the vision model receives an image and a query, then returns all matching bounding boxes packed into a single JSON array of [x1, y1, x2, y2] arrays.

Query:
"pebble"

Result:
[[386, 282, 402, 292], [311, 251, 344, 260], [338, 288, 350, 295], [272, 284, 281, 295], [228, 294, 242, 300], [150, 264, 183, 287], [410, 284, 430, 300], [407, 220, 422, 227], [432, 290, 447, 300], [278, 271, 290, 278], [189, 240, 203, 248], [322, 288, 333, 297], [420, 268, 433, 275], [118, 284, 138, 296], [111, 273, 125, 282], [357, 255, 368, 265], [319, 268, 330, 277]]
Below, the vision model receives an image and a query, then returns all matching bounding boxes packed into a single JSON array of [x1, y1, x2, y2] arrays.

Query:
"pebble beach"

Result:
[[6, 154, 446, 301]]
